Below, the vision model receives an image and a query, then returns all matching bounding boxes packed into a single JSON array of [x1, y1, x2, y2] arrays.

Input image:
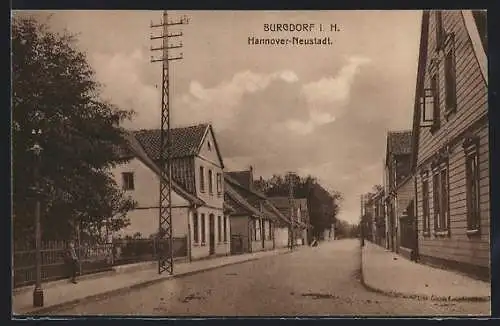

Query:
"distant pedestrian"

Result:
[[65, 241, 79, 284]]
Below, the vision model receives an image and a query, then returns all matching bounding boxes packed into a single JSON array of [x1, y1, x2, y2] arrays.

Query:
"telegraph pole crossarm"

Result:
[[150, 11, 189, 275]]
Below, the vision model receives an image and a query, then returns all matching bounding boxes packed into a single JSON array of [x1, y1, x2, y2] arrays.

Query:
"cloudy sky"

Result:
[[15, 10, 422, 224]]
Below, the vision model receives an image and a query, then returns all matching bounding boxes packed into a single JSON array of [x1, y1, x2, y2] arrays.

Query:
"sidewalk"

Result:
[[361, 241, 491, 301], [13, 247, 292, 316]]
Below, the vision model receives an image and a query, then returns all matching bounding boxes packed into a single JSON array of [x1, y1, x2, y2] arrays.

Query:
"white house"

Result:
[[112, 123, 231, 260]]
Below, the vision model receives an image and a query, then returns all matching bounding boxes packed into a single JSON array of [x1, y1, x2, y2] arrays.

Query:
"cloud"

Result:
[[284, 55, 371, 135], [301, 55, 371, 106], [90, 49, 160, 129], [177, 70, 299, 129]]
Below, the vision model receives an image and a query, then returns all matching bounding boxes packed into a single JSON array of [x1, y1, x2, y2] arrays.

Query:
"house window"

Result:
[[208, 170, 213, 194], [432, 173, 440, 232], [207, 140, 212, 151], [444, 40, 457, 112], [254, 219, 261, 241], [435, 11, 445, 50], [122, 172, 134, 190], [432, 163, 450, 234], [216, 173, 222, 196], [464, 139, 481, 233], [193, 213, 199, 244], [223, 216, 227, 242], [440, 167, 450, 231], [431, 74, 440, 131], [217, 215, 222, 243], [199, 167, 205, 193], [201, 213, 206, 244], [422, 178, 431, 235]]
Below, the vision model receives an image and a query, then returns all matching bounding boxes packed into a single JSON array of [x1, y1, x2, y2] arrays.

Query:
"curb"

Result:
[[359, 249, 490, 303], [19, 249, 294, 315], [13, 258, 188, 297]]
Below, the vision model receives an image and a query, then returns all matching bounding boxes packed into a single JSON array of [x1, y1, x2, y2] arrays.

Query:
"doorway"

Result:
[[209, 214, 215, 255]]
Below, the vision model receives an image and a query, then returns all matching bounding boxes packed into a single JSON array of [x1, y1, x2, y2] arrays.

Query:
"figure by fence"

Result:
[[64, 241, 79, 284]]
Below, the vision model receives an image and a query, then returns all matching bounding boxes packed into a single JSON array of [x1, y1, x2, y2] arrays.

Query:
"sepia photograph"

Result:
[[11, 9, 491, 317]]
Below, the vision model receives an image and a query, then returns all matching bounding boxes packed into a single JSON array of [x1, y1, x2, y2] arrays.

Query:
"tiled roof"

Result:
[[224, 173, 267, 199], [268, 197, 308, 229], [226, 171, 252, 189], [387, 131, 412, 155], [224, 183, 262, 218], [122, 131, 205, 206], [262, 201, 291, 225], [133, 124, 209, 160], [223, 201, 237, 214], [224, 174, 284, 223]]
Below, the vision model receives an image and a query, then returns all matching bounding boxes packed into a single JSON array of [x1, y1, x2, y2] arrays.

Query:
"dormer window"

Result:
[[207, 141, 212, 151]]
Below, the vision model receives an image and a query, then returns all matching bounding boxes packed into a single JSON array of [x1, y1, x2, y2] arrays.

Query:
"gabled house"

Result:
[[410, 10, 489, 280], [224, 168, 287, 254], [383, 130, 413, 253], [112, 123, 230, 260], [268, 197, 310, 246], [371, 190, 386, 247]]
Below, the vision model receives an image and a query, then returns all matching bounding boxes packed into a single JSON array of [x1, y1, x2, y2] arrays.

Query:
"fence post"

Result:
[[111, 241, 115, 266], [187, 224, 192, 262]]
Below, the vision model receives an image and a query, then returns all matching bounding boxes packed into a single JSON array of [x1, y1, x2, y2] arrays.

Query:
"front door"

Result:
[[209, 214, 215, 255]]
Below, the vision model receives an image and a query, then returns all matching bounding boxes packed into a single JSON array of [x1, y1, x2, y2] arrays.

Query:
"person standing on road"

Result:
[[65, 241, 79, 284]]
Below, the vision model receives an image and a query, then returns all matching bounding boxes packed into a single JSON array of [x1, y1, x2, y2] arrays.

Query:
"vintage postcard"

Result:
[[11, 10, 490, 317]]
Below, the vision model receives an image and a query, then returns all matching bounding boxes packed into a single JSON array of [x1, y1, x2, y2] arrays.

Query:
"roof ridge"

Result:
[[130, 122, 210, 133], [387, 130, 412, 135]]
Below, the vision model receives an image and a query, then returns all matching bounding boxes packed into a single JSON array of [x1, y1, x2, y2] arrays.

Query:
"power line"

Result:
[[150, 11, 189, 275]]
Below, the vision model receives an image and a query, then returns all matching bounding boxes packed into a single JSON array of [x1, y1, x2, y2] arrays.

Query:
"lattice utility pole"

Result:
[[288, 172, 296, 250], [150, 11, 189, 275]]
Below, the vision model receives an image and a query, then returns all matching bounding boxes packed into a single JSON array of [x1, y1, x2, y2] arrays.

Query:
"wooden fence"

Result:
[[13, 237, 188, 288]]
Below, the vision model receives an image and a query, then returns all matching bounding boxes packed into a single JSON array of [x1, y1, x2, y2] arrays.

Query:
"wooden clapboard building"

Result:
[[410, 10, 489, 280]]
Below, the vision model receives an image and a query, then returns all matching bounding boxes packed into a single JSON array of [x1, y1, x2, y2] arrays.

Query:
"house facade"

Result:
[[372, 190, 386, 247], [383, 131, 413, 252], [395, 175, 416, 260], [411, 10, 489, 280], [268, 197, 309, 246], [112, 123, 231, 260], [225, 169, 286, 254]]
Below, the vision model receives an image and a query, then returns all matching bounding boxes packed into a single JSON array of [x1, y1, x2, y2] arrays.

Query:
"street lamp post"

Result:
[[30, 111, 44, 307]]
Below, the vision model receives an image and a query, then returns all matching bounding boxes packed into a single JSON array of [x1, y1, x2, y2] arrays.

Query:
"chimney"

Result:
[[249, 165, 254, 190]]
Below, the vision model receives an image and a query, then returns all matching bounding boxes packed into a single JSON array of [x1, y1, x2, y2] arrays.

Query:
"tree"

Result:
[[335, 219, 359, 239], [12, 16, 137, 242], [372, 184, 383, 194], [254, 173, 343, 236]]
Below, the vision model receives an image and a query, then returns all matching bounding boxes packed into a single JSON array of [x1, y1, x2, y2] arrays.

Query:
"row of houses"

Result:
[[111, 123, 314, 261], [362, 10, 489, 281]]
